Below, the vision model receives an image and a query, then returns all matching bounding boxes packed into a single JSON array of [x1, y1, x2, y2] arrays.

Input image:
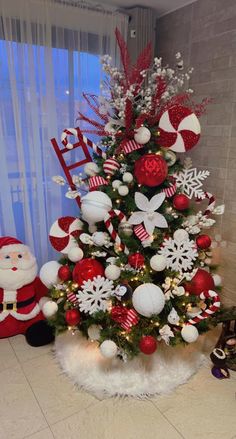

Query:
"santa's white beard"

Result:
[[0, 259, 38, 289]]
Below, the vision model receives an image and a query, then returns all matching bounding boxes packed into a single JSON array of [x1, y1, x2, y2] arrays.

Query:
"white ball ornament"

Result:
[[84, 162, 99, 177], [42, 301, 58, 318], [118, 185, 129, 196], [173, 229, 189, 242], [112, 180, 122, 189], [122, 172, 133, 183], [81, 191, 112, 227], [88, 324, 102, 341], [105, 265, 121, 281], [181, 325, 199, 343], [150, 255, 166, 272], [132, 283, 165, 317], [67, 246, 84, 262], [213, 274, 222, 286], [92, 232, 107, 246], [134, 126, 151, 145], [100, 340, 118, 358], [39, 261, 61, 288]]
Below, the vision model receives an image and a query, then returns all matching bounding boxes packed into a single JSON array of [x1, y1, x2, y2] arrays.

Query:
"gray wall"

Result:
[[156, 0, 236, 305]]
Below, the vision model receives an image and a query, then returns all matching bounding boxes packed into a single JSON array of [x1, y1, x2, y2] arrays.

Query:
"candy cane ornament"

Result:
[[196, 191, 216, 217], [187, 290, 220, 326], [61, 128, 107, 159], [104, 210, 129, 255]]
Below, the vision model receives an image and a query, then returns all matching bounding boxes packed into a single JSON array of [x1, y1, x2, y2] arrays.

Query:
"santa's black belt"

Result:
[[0, 296, 36, 312]]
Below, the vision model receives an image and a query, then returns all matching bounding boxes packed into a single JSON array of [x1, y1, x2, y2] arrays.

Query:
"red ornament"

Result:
[[185, 268, 215, 296], [65, 309, 81, 326], [49, 216, 82, 253], [58, 265, 72, 281], [111, 306, 139, 331], [139, 336, 157, 355], [73, 258, 104, 285], [134, 153, 168, 187], [128, 252, 145, 269], [173, 194, 190, 210], [196, 235, 212, 249]]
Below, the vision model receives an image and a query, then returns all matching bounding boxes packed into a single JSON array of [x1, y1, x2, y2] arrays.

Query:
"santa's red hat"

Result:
[[0, 236, 28, 253]]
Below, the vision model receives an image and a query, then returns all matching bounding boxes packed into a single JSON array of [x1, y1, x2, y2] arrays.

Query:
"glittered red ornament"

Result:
[[139, 336, 157, 355], [134, 153, 168, 187], [65, 309, 81, 326], [72, 258, 104, 285], [173, 194, 190, 210], [58, 265, 72, 281], [196, 235, 212, 249], [185, 268, 215, 296], [128, 253, 145, 269]]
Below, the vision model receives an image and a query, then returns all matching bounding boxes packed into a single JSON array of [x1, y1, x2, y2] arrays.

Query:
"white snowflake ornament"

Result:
[[175, 161, 210, 199], [128, 192, 168, 234], [77, 276, 114, 315], [159, 235, 198, 272]]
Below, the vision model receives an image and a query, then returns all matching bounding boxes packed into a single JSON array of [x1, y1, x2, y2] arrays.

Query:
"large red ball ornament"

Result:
[[128, 253, 145, 269], [139, 336, 157, 355], [65, 309, 81, 326], [73, 258, 104, 285], [58, 265, 72, 281], [196, 235, 212, 249], [185, 268, 215, 295], [173, 194, 190, 210], [134, 153, 168, 187]]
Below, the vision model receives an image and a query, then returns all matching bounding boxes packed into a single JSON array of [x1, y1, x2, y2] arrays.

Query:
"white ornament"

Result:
[[173, 229, 189, 242], [167, 308, 180, 325], [132, 283, 165, 317], [88, 324, 102, 341], [92, 232, 108, 246], [159, 324, 175, 345], [213, 274, 222, 287], [150, 255, 166, 271], [42, 301, 58, 318], [122, 172, 133, 183], [52, 175, 66, 186], [112, 180, 122, 189], [128, 192, 168, 235], [158, 236, 198, 272], [67, 247, 84, 262], [81, 191, 112, 228], [39, 261, 61, 288], [77, 275, 114, 315], [134, 126, 151, 145], [118, 185, 129, 196], [181, 325, 199, 343], [105, 265, 121, 281], [100, 340, 118, 358], [84, 162, 99, 177], [175, 167, 210, 199]]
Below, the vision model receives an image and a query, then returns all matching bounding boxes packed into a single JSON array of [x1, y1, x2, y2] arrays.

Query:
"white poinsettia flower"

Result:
[[128, 192, 168, 234]]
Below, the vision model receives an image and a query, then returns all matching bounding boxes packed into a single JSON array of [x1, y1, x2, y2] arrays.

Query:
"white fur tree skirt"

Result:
[[54, 329, 218, 399]]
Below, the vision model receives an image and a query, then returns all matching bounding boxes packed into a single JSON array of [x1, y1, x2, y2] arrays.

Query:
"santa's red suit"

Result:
[[0, 236, 54, 346]]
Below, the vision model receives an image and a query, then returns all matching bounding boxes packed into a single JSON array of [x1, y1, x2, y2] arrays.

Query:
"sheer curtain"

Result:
[[0, 0, 128, 265]]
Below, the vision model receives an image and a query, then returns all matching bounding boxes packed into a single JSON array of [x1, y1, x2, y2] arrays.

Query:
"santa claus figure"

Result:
[[0, 236, 54, 346]]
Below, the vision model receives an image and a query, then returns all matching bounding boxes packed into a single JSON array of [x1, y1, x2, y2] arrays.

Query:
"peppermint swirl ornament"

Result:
[[49, 217, 83, 254]]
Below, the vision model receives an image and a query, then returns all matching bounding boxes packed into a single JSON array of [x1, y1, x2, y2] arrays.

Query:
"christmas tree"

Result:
[[44, 29, 225, 361]]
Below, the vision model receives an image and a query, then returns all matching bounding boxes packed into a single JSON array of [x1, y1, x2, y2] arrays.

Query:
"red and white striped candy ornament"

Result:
[[104, 209, 129, 255], [103, 158, 120, 176], [88, 176, 108, 191], [161, 178, 177, 198], [119, 139, 144, 155], [196, 191, 216, 217], [187, 290, 220, 325], [49, 216, 83, 254], [158, 106, 201, 153], [133, 224, 150, 242], [67, 291, 79, 306], [111, 306, 139, 332], [61, 127, 107, 159]]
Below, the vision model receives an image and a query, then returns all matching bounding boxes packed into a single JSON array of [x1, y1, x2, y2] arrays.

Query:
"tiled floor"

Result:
[[0, 335, 236, 439]]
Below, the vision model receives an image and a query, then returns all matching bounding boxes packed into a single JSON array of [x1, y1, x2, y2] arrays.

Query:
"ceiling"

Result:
[[96, 0, 196, 17]]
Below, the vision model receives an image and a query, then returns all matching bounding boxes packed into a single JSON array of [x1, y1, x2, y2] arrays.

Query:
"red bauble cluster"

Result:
[[128, 252, 145, 269], [134, 153, 168, 187], [73, 258, 104, 285], [65, 309, 81, 326], [139, 336, 157, 355], [196, 234, 212, 249], [173, 194, 190, 210], [185, 268, 215, 295], [58, 265, 72, 281]]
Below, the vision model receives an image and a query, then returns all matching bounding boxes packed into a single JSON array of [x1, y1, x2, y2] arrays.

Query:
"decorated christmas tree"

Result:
[[43, 30, 225, 365]]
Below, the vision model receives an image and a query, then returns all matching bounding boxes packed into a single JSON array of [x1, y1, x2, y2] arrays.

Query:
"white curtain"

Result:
[[0, 0, 128, 265]]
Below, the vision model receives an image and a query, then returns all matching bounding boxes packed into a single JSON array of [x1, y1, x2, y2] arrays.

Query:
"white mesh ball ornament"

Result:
[[158, 106, 201, 153], [49, 217, 83, 254]]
